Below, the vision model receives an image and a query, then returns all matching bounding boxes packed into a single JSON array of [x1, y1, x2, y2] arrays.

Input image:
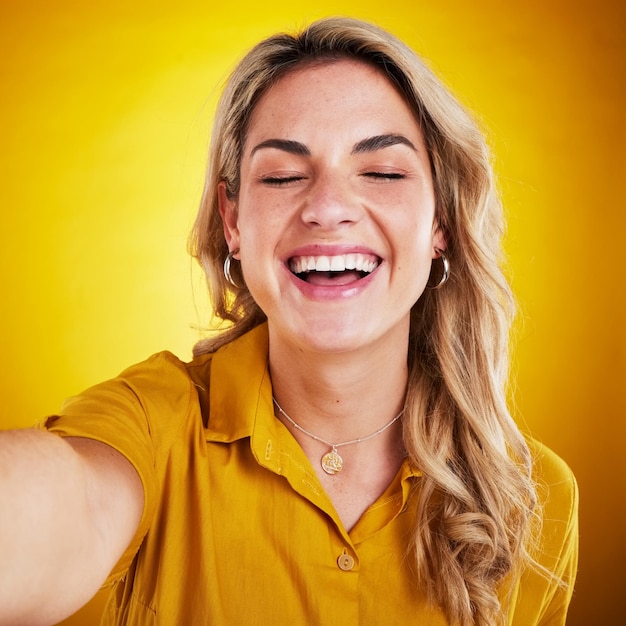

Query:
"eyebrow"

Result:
[[250, 138, 310, 157], [249, 133, 417, 158], [351, 134, 417, 154]]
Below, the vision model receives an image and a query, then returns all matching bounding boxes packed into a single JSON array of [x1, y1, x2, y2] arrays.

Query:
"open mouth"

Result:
[[288, 253, 380, 285]]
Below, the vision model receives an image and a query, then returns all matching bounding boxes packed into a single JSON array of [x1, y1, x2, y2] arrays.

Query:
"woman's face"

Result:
[[220, 59, 445, 355]]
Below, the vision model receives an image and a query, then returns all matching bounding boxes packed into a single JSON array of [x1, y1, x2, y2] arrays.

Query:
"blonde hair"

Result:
[[190, 17, 537, 626]]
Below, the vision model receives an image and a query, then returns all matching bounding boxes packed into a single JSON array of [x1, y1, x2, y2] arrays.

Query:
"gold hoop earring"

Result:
[[223, 250, 243, 289], [428, 248, 449, 289]]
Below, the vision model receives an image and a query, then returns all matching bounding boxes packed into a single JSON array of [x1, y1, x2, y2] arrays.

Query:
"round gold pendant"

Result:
[[321, 449, 343, 475]]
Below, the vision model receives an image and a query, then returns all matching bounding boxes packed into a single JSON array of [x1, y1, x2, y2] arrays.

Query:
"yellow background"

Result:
[[1, 0, 623, 624]]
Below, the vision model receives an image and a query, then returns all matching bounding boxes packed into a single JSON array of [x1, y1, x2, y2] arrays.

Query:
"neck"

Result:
[[267, 326, 409, 443]]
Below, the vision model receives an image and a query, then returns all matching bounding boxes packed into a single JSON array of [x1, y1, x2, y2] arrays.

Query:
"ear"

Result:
[[431, 223, 447, 258], [218, 181, 240, 254]]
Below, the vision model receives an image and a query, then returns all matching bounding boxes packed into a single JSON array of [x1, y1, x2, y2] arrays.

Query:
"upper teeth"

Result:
[[289, 253, 379, 274]]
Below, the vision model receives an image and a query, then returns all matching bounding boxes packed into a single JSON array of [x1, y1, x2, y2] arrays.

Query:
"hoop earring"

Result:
[[223, 250, 243, 289], [428, 248, 449, 289]]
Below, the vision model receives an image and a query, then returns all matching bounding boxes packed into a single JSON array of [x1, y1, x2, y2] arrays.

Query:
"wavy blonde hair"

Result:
[[190, 17, 537, 626]]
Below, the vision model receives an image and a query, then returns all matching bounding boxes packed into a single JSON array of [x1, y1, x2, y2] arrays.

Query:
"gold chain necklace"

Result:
[[272, 397, 404, 475]]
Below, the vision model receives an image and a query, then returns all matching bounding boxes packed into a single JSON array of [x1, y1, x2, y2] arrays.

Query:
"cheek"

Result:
[[391, 215, 437, 286], [391, 209, 436, 253], [235, 209, 279, 289], [233, 197, 266, 248], [237, 187, 286, 230]]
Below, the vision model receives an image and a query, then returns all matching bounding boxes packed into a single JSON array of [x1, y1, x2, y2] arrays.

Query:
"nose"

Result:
[[300, 172, 362, 230]]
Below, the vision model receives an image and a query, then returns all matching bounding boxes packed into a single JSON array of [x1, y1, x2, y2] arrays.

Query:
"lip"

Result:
[[284, 243, 380, 259], [282, 243, 382, 300]]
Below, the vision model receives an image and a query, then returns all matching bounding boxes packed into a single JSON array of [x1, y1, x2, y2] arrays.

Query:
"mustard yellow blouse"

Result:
[[42, 324, 578, 625]]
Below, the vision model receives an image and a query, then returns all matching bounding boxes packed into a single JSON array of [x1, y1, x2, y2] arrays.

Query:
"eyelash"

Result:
[[260, 171, 406, 186], [363, 171, 406, 180], [260, 175, 305, 186]]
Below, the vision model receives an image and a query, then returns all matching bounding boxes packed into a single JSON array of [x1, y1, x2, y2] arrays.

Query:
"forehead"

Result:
[[245, 58, 419, 140]]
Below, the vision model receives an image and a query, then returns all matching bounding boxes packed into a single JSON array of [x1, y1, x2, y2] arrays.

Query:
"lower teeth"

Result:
[[297, 271, 368, 282]]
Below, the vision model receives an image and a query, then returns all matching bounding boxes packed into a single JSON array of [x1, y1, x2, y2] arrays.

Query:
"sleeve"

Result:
[[37, 351, 195, 584]]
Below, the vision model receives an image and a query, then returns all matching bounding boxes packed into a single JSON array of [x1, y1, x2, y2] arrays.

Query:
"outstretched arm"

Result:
[[0, 429, 143, 625]]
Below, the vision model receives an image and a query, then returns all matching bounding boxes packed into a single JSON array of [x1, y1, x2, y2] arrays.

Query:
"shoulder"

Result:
[[46, 351, 208, 474], [116, 350, 197, 391], [525, 436, 579, 582], [96, 351, 212, 419], [526, 437, 578, 520]]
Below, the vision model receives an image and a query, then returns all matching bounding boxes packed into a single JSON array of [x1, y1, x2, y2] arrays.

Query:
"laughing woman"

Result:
[[0, 17, 577, 626]]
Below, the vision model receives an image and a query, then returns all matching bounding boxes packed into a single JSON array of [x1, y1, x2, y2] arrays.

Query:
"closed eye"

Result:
[[260, 175, 306, 186], [362, 171, 406, 181]]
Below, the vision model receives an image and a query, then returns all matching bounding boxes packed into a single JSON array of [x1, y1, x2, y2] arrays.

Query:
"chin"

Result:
[[282, 316, 404, 357]]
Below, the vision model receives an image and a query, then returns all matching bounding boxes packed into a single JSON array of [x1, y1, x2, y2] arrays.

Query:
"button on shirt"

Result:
[[41, 323, 578, 625]]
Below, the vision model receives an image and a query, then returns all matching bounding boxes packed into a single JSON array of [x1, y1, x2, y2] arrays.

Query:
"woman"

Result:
[[0, 17, 577, 626]]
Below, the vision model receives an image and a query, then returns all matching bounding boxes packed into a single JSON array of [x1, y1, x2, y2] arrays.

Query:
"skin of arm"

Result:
[[0, 429, 143, 626]]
